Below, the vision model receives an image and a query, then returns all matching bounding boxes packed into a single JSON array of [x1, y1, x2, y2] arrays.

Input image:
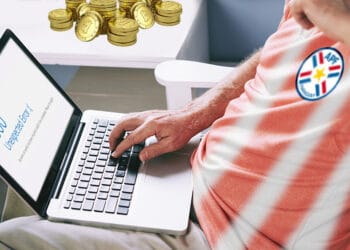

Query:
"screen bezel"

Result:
[[0, 29, 82, 217]]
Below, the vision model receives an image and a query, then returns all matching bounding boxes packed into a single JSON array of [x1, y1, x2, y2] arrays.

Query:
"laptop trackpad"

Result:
[[132, 152, 193, 233]]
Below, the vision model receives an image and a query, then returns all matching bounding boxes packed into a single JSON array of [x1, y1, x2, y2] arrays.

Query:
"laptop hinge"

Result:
[[51, 122, 85, 200]]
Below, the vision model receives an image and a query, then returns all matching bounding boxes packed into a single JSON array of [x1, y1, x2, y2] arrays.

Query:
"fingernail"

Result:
[[111, 150, 118, 158], [139, 154, 145, 162]]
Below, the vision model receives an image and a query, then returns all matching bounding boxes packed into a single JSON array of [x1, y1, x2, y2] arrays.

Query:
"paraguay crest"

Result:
[[296, 47, 344, 101]]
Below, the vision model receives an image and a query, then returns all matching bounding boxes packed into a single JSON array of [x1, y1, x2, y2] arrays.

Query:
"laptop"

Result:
[[0, 29, 196, 235]]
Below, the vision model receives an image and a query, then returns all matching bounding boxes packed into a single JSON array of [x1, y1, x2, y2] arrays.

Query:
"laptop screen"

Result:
[[0, 35, 75, 201]]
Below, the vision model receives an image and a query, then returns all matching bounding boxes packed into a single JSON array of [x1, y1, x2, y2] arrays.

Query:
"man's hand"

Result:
[[109, 51, 261, 162], [289, 0, 350, 46], [109, 109, 207, 162]]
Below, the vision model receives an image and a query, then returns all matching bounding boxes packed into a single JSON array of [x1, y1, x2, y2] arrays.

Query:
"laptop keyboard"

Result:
[[63, 118, 144, 215]]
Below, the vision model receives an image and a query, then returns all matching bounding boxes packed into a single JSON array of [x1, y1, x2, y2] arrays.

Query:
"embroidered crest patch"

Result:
[[296, 47, 344, 101]]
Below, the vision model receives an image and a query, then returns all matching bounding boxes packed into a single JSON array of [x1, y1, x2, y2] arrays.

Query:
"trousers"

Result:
[[0, 188, 210, 250]]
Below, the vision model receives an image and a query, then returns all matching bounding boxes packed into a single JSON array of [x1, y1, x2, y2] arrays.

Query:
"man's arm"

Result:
[[289, 0, 350, 47], [109, 51, 261, 161]]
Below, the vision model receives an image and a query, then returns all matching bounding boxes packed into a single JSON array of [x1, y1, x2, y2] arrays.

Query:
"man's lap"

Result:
[[0, 216, 209, 250], [0, 189, 209, 250]]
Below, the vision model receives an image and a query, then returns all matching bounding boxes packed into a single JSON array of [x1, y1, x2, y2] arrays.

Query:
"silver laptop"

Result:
[[0, 29, 195, 235]]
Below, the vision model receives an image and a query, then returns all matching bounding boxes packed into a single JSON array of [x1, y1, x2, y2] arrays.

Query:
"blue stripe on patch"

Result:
[[299, 78, 311, 84], [328, 73, 340, 78]]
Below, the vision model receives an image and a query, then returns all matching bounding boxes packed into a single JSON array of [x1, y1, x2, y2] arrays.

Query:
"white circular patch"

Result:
[[296, 47, 344, 101]]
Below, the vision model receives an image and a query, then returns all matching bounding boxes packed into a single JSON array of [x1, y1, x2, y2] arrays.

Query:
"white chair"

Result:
[[155, 60, 234, 110]]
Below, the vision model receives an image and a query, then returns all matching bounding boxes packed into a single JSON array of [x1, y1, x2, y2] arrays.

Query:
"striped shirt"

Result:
[[191, 2, 350, 249]]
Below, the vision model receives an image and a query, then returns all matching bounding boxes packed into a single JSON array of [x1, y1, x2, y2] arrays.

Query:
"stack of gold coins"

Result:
[[66, 0, 86, 20], [48, 8, 74, 31], [155, 1, 182, 26], [107, 17, 139, 46], [75, 10, 103, 41], [48, 0, 183, 46], [89, 0, 117, 33], [130, 1, 154, 29]]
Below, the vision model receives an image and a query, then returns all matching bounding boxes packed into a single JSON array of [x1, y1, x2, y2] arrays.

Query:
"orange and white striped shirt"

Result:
[[191, 1, 350, 249]]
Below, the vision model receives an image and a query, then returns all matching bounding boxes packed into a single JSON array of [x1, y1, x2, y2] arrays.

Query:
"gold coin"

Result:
[[107, 31, 137, 43], [66, 2, 81, 8], [130, 2, 146, 17], [119, 0, 137, 10], [89, 10, 104, 27], [75, 12, 101, 41], [154, 9, 180, 17], [119, 0, 138, 3], [116, 8, 127, 18], [119, 1, 135, 5], [156, 18, 180, 26], [99, 9, 117, 14], [154, 13, 180, 23], [108, 38, 137, 46], [50, 21, 74, 31], [110, 29, 139, 36], [48, 8, 73, 21], [155, 1, 182, 15], [108, 18, 139, 33], [51, 20, 74, 28], [76, 3, 91, 19], [66, 0, 85, 6], [141, 0, 152, 6], [133, 4, 154, 29], [90, 5, 117, 11], [99, 10, 116, 19], [119, 3, 132, 10], [90, 0, 116, 6], [90, 3, 116, 9]]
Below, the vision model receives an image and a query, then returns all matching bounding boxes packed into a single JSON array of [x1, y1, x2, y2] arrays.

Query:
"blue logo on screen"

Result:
[[0, 117, 7, 139]]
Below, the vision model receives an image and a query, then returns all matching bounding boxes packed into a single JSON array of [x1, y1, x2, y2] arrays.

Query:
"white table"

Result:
[[0, 0, 208, 68]]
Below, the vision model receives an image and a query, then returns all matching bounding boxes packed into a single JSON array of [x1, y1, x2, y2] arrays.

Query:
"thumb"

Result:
[[139, 139, 173, 161]]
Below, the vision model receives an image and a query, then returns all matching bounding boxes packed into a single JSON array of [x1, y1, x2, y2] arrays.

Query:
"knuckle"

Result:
[[125, 134, 136, 146], [145, 119, 157, 128]]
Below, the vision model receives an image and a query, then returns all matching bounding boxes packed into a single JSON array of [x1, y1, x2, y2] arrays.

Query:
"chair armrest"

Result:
[[155, 60, 234, 88], [154, 60, 234, 109]]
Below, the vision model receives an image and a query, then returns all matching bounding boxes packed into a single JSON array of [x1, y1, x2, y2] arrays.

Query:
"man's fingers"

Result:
[[109, 116, 142, 150], [111, 123, 156, 158], [108, 109, 193, 161]]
